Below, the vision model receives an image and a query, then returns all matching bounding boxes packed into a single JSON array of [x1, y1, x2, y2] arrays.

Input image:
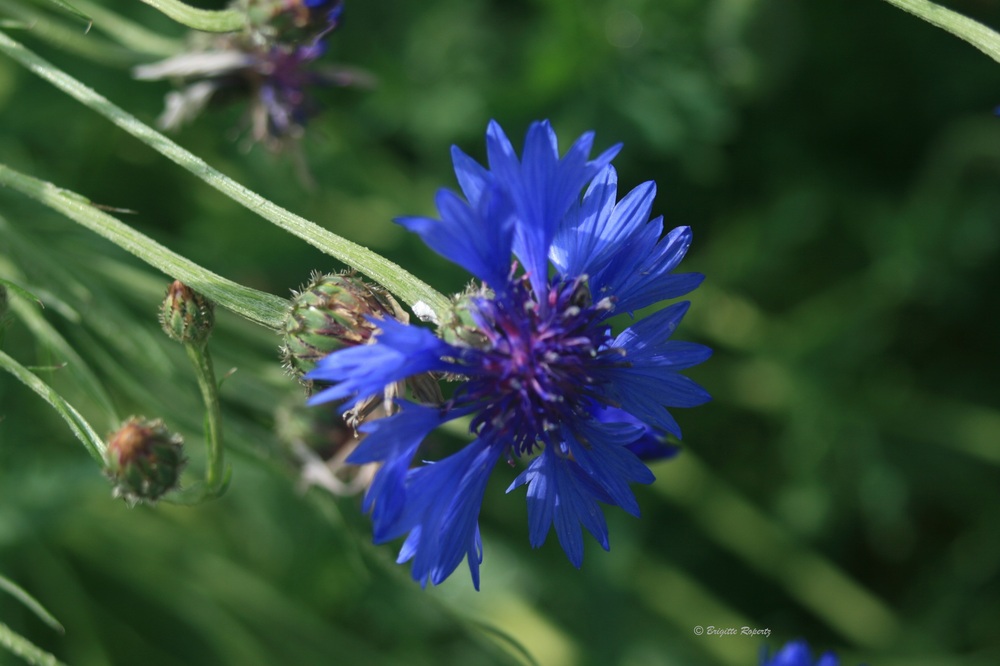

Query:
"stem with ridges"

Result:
[[0, 30, 453, 323], [0, 162, 289, 330], [185, 342, 226, 495], [137, 0, 245, 33], [881, 0, 1000, 64]]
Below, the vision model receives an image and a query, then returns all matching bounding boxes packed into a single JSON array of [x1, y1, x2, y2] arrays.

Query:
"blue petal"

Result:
[[306, 318, 461, 407], [507, 448, 611, 568], [613, 301, 714, 369], [451, 145, 491, 204], [485, 119, 621, 299], [346, 403, 446, 537], [603, 226, 704, 314], [564, 420, 654, 517], [600, 366, 711, 438], [591, 404, 680, 462], [625, 436, 680, 462], [591, 218, 705, 312], [760, 640, 830, 666], [397, 182, 514, 288], [552, 169, 661, 282], [386, 440, 504, 589], [816, 654, 840, 666]]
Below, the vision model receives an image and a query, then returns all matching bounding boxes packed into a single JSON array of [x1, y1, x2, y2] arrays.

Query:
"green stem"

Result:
[[0, 574, 64, 634], [136, 0, 245, 33], [0, 162, 289, 330], [881, 0, 1000, 64], [0, 349, 106, 463], [0, 29, 453, 323], [185, 342, 226, 495], [0, 621, 66, 666]]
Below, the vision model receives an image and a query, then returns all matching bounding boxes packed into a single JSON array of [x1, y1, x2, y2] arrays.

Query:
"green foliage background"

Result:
[[2, 0, 1000, 664]]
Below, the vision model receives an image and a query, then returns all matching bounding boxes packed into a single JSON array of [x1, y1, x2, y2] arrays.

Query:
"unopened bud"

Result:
[[105, 417, 186, 504], [159, 280, 214, 345], [282, 272, 402, 378], [439, 287, 491, 349]]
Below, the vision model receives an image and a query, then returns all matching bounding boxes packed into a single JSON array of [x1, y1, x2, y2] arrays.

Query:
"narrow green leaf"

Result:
[[0, 575, 64, 634], [59, 0, 182, 56], [0, 29, 453, 324], [0, 278, 42, 308], [882, 0, 1000, 64], [11, 301, 118, 421], [0, 0, 132, 66], [0, 348, 106, 463], [0, 163, 290, 331], [0, 622, 66, 666], [42, 0, 91, 28]]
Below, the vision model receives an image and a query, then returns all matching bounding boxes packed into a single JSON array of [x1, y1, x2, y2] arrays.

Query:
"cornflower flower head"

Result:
[[760, 640, 841, 666], [307, 120, 711, 588]]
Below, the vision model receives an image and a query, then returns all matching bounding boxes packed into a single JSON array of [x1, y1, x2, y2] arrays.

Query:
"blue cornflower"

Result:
[[307, 120, 711, 588], [760, 640, 840, 666]]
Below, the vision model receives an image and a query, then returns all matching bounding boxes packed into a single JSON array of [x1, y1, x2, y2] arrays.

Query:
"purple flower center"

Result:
[[463, 272, 620, 457]]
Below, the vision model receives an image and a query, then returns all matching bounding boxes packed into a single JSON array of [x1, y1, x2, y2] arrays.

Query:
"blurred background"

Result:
[[2, 0, 1000, 664]]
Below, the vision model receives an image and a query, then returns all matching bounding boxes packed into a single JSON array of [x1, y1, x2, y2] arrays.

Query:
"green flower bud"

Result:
[[105, 417, 186, 504], [159, 280, 215, 345], [439, 285, 491, 349], [282, 272, 403, 378]]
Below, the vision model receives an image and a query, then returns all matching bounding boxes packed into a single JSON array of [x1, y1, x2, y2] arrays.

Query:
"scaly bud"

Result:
[[282, 272, 403, 378], [159, 281, 215, 345], [105, 417, 186, 504]]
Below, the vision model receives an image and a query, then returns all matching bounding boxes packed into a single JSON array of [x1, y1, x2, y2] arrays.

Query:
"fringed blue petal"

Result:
[[387, 440, 504, 589], [592, 224, 703, 313], [396, 182, 514, 289], [346, 403, 445, 538], [306, 318, 461, 407], [507, 447, 611, 568], [484, 119, 620, 300]]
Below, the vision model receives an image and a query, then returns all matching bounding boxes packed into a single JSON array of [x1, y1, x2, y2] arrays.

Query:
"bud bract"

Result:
[[159, 280, 215, 345], [105, 417, 186, 504], [282, 272, 402, 378]]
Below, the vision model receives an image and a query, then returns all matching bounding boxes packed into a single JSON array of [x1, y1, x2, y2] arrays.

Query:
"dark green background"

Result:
[[2, 0, 1000, 664]]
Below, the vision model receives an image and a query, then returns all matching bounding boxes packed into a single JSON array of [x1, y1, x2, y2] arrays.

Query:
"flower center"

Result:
[[464, 275, 617, 457]]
